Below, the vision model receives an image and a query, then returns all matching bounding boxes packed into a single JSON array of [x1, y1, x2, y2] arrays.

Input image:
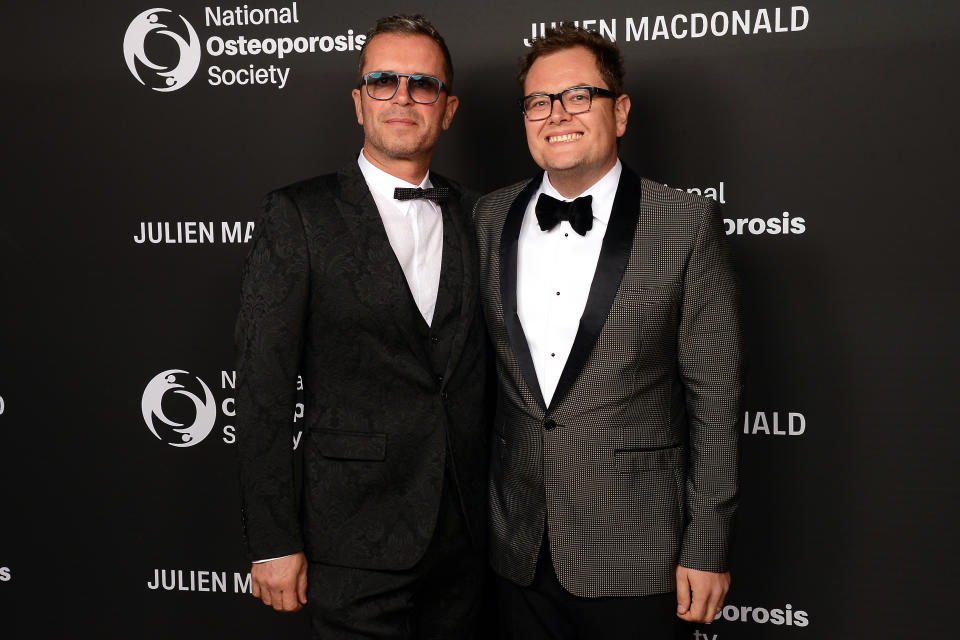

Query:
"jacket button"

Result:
[[441, 390, 448, 400], [543, 419, 556, 431]]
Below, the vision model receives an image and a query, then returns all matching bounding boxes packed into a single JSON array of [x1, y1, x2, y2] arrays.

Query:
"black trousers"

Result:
[[306, 470, 486, 640], [496, 539, 679, 640]]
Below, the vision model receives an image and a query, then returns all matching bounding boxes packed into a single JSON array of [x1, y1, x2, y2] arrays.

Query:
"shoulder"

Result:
[[477, 179, 532, 212], [430, 171, 480, 211], [639, 176, 721, 220], [473, 179, 533, 225], [254, 173, 341, 243], [638, 176, 729, 249], [260, 172, 344, 226], [472, 179, 534, 233], [266, 173, 340, 207]]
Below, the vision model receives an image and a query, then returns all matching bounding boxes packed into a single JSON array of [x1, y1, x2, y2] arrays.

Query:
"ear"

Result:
[[352, 88, 363, 125], [441, 95, 460, 130], [614, 93, 631, 137]]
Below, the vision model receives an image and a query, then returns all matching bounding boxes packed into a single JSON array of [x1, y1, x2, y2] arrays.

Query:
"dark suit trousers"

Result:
[[307, 467, 486, 640], [497, 538, 678, 640]]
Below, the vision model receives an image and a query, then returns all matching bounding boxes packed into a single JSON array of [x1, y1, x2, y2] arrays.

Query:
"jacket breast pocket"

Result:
[[313, 428, 386, 461], [639, 283, 680, 329]]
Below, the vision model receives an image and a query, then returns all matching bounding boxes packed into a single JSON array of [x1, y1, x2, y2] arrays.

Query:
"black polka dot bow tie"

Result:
[[535, 193, 594, 236], [393, 187, 450, 203]]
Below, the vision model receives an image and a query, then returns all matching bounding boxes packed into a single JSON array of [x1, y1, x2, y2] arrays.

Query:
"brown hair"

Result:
[[358, 14, 455, 93], [518, 24, 624, 96]]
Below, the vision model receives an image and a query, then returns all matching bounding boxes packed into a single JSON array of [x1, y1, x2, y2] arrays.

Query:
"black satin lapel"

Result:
[[334, 164, 431, 368], [549, 166, 643, 411], [499, 172, 547, 411]]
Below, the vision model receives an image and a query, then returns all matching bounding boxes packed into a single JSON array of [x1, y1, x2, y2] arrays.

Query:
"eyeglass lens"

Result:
[[366, 72, 442, 104], [523, 88, 594, 120]]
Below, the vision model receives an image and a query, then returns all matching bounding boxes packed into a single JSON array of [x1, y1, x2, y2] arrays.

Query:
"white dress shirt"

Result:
[[358, 149, 443, 326], [517, 160, 622, 406]]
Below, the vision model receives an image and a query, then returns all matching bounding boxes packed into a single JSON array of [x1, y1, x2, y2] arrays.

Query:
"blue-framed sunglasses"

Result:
[[361, 71, 447, 104]]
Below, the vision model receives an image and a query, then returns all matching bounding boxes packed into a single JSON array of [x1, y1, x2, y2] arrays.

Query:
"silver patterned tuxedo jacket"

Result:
[[473, 165, 743, 597]]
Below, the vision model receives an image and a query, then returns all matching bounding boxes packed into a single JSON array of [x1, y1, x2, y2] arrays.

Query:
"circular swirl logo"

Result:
[[141, 370, 216, 447], [123, 8, 201, 92]]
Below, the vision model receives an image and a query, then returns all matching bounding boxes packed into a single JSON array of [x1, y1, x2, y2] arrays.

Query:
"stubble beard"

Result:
[[538, 147, 617, 196], [367, 132, 429, 160], [364, 107, 432, 161], [539, 151, 590, 181]]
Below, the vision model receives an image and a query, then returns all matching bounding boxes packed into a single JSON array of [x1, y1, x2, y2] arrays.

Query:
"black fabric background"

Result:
[[1, 1, 958, 637]]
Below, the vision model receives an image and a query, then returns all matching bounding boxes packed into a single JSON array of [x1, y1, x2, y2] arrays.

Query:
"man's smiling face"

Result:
[[522, 45, 629, 194]]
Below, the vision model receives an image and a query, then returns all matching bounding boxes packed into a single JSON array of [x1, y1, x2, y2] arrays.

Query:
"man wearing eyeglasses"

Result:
[[474, 25, 743, 638], [235, 14, 488, 639]]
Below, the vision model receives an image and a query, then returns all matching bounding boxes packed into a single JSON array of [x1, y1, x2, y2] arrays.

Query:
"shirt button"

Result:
[[556, 291, 560, 296], [551, 353, 555, 357]]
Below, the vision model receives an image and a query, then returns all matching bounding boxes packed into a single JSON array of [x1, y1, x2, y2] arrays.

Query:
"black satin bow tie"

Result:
[[394, 187, 449, 203], [535, 193, 594, 236]]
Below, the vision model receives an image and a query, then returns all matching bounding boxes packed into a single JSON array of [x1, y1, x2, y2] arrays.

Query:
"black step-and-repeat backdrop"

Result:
[[2, 1, 958, 637]]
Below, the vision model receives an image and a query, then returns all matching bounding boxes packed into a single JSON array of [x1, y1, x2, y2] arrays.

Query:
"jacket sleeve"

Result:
[[677, 199, 744, 573], [234, 189, 309, 561]]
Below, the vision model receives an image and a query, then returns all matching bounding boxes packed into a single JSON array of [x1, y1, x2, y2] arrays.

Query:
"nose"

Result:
[[547, 96, 570, 123], [393, 78, 413, 105]]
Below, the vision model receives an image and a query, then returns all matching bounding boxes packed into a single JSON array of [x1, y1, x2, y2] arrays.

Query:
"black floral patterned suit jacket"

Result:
[[473, 164, 743, 597], [235, 162, 487, 570]]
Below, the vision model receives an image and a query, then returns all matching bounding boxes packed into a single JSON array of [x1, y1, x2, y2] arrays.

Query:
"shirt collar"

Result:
[[357, 149, 432, 206], [542, 159, 621, 226]]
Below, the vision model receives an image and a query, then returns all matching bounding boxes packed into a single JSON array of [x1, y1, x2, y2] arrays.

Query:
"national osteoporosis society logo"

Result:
[[142, 370, 216, 447], [123, 8, 201, 92]]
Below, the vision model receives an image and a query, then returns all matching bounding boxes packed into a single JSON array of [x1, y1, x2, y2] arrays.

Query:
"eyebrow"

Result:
[[369, 69, 440, 77], [525, 82, 595, 94]]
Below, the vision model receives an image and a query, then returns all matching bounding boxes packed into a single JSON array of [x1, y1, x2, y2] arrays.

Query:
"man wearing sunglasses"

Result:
[[235, 14, 488, 639], [474, 25, 743, 638]]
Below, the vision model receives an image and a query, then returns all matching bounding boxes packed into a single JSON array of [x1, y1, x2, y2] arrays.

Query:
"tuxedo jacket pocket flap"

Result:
[[614, 443, 682, 474], [315, 429, 386, 461]]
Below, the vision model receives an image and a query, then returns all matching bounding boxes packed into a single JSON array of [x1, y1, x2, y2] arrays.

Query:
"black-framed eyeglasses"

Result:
[[519, 86, 617, 121], [361, 71, 447, 105]]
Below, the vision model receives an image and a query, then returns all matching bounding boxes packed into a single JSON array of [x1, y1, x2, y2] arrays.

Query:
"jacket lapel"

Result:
[[433, 174, 476, 384], [549, 165, 643, 411], [333, 162, 432, 369], [500, 172, 547, 411]]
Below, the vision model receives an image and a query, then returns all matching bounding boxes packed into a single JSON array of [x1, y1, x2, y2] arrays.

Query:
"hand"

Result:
[[251, 552, 308, 612], [675, 565, 729, 623]]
